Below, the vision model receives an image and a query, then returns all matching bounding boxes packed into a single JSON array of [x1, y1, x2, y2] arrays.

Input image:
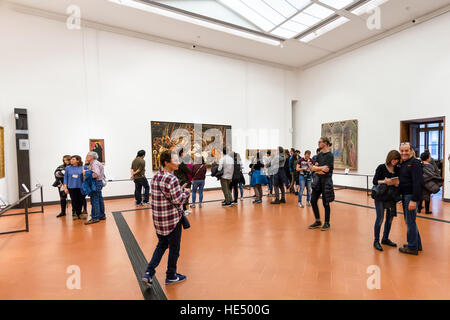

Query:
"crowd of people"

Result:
[[53, 137, 443, 289]]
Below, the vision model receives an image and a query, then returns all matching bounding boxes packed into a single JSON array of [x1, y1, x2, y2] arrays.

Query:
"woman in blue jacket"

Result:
[[64, 155, 85, 220]]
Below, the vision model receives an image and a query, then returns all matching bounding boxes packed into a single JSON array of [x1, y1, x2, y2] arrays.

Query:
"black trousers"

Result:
[[311, 179, 331, 223], [146, 221, 182, 278], [58, 190, 67, 214], [68, 188, 85, 217], [134, 177, 150, 204]]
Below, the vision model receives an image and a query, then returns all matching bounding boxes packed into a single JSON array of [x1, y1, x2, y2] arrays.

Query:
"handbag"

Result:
[[156, 179, 190, 230]]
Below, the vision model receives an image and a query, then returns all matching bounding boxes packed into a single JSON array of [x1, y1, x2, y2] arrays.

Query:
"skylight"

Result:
[[110, 0, 363, 44], [318, 0, 355, 10]]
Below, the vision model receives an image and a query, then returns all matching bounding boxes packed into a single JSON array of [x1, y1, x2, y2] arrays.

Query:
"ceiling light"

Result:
[[291, 12, 321, 26], [319, 0, 355, 10], [351, 0, 389, 16], [109, 0, 281, 45], [300, 16, 349, 42], [303, 3, 335, 19], [286, 0, 312, 10]]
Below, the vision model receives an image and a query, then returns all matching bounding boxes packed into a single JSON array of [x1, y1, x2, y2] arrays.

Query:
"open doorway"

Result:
[[400, 116, 446, 198]]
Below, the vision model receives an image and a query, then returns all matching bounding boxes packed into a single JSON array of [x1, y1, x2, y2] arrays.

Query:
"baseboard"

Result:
[[334, 184, 368, 192], [444, 198, 450, 203]]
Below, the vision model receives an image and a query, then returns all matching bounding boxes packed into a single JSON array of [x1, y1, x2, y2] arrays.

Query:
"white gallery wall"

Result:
[[294, 11, 450, 200], [0, 5, 295, 204]]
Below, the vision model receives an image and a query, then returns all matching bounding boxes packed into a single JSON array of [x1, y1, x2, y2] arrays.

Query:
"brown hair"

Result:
[[160, 150, 172, 167], [71, 155, 83, 166], [62, 155, 71, 165], [385, 150, 401, 165], [320, 137, 332, 147], [305, 150, 311, 155]]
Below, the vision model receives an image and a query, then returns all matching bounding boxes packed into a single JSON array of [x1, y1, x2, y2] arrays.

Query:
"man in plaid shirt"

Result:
[[142, 150, 190, 287]]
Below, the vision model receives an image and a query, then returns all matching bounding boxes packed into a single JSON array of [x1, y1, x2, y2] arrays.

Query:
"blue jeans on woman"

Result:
[[374, 200, 394, 242], [267, 175, 273, 194], [192, 180, 205, 204], [298, 175, 311, 204], [402, 194, 422, 250]]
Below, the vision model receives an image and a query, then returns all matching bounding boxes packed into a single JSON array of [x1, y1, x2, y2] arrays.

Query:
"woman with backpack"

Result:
[[371, 150, 401, 251], [418, 151, 443, 214], [249, 152, 268, 204], [190, 156, 207, 208]]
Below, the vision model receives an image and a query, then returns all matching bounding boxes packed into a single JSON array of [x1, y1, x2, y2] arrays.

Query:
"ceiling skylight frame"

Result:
[[109, 0, 284, 45]]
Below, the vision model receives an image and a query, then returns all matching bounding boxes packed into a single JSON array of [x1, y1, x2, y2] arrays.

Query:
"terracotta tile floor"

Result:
[[0, 188, 449, 299]]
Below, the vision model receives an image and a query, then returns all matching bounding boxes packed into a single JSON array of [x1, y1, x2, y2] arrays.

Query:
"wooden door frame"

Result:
[[400, 116, 446, 199]]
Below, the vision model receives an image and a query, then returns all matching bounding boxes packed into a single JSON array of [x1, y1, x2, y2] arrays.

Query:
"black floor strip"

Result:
[[112, 211, 167, 300]]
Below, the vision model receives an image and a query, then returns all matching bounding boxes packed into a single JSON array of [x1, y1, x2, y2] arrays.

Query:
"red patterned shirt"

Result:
[[151, 169, 189, 236]]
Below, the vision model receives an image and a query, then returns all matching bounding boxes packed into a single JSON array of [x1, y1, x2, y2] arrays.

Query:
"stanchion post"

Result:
[[366, 176, 369, 196], [25, 198, 29, 232], [40, 185, 44, 213]]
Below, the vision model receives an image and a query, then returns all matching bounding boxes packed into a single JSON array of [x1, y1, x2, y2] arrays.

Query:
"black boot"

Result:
[[374, 241, 383, 251], [381, 239, 397, 247], [56, 212, 66, 218], [270, 199, 280, 204]]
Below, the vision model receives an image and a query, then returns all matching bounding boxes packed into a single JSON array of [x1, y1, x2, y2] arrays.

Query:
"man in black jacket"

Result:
[[398, 142, 423, 255]]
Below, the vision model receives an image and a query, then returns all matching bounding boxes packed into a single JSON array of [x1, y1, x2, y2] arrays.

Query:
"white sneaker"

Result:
[[184, 210, 192, 216], [240, 197, 244, 201], [189, 204, 196, 208], [199, 203, 202, 208], [298, 203, 304, 208], [306, 201, 311, 207]]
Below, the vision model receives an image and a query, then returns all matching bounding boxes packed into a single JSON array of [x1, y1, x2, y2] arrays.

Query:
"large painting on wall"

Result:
[[89, 139, 105, 164], [151, 121, 232, 171], [321, 120, 358, 170], [245, 149, 276, 160], [0, 127, 4, 178]]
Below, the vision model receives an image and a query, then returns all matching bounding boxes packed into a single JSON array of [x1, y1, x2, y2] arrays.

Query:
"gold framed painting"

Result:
[[151, 121, 232, 171], [89, 139, 105, 164], [321, 120, 358, 170]]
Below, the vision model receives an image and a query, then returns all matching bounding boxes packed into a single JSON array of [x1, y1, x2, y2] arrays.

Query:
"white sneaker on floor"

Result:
[[199, 203, 202, 208], [298, 203, 304, 208], [184, 210, 192, 216], [306, 201, 311, 207], [189, 204, 196, 208]]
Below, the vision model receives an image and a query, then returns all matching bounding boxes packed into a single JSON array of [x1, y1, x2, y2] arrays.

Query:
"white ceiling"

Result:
[[5, 0, 450, 69]]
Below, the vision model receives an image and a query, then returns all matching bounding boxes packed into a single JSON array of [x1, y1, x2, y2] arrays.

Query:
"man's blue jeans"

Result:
[[91, 180, 105, 220], [402, 194, 422, 250], [298, 175, 311, 204], [192, 180, 205, 204]]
